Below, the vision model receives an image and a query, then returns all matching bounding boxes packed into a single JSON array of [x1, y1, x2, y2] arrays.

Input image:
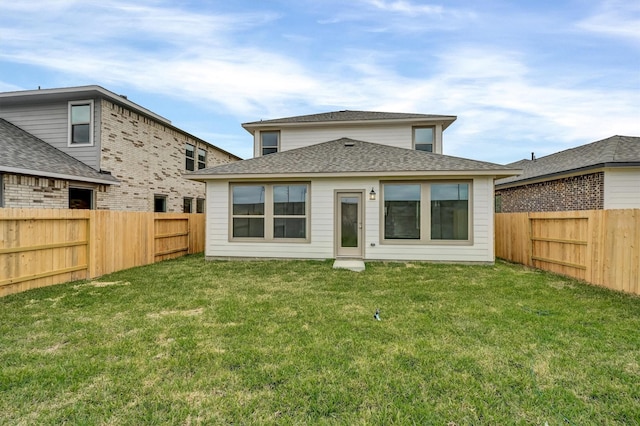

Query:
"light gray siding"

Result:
[[604, 168, 640, 209], [205, 175, 496, 262], [0, 99, 101, 170], [253, 123, 445, 157]]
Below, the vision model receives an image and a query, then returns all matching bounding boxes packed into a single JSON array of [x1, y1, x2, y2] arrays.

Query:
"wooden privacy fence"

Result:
[[496, 209, 640, 295], [0, 209, 205, 297]]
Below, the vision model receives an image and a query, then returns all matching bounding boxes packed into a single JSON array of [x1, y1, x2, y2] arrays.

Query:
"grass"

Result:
[[1, 255, 639, 425]]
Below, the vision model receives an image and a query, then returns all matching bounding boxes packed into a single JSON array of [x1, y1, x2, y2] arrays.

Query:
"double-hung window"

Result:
[[383, 181, 471, 243], [183, 197, 193, 213], [68, 100, 93, 146], [197, 148, 207, 169], [185, 144, 195, 171], [231, 183, 309, 241], [261, 131, 279, 156], [413, 127, 434, 152]]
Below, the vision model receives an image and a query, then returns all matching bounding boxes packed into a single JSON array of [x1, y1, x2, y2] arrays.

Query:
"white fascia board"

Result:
[[185, 169, 521, 182], [0, 166, 120, 186]]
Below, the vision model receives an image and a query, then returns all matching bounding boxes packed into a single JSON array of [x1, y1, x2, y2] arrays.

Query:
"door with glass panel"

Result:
[[336, 192, 363, 258]]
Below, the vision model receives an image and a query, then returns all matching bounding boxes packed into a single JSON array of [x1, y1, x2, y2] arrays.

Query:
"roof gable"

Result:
[[0, 118, 119, 185], [496, 135, 640, 186], [187, 138, 519, 179], [242, 110, 457, 132]]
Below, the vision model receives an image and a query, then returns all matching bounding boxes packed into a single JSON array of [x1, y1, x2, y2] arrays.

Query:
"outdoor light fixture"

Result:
[[369, 188, 376, 200]]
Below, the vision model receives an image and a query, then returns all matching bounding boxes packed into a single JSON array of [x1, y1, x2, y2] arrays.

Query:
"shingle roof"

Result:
[[0, 118, 119, 185], [496, 135, 640, 187], [243, 110, 456, 126], [186, 138, 519, 179]]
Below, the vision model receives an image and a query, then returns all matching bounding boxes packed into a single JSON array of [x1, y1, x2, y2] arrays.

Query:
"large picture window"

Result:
[[384, 184, 421, 239], [231, 183, 308, 241], [383, 181, 471, 243]]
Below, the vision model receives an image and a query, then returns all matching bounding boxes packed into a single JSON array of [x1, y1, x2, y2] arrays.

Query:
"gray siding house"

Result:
[[0, 86, 240, 211], [187, 111, 521, 264], [495, 135, 640, 212]]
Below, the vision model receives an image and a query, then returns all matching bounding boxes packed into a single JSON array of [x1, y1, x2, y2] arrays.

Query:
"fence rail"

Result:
[[496, 209, 640, 295], [0, 209, 205, 297]]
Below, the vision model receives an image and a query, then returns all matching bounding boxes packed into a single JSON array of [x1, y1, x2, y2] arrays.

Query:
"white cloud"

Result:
[[0, 1, 637, 163], [577, 0, 640, 44]]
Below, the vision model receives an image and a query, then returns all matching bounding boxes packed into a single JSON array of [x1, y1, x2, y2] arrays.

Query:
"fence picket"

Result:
[[0, 209, 205, 297], [496, 209, 639, 295]]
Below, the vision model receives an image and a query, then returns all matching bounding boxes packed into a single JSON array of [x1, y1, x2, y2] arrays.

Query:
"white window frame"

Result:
[[68, 100, 94, 147], [196, 198, 205, 213], [260, 131, 280, 156], [197, 148, 207, 169], [154, 194, 167, 212], [381, 180, 473, 245], [229, 182, 310, 242], [413, 126, 434, 153], [185, 143, 195, 171], [69, 186, 95, 209], [183, 197, 193, 213]]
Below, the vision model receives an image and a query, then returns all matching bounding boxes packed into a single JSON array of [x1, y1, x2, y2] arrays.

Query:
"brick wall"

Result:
[[496, 172, 604, 212], [98, 100, 236, 212], [1, 173, 107, 209], [2, 174, 69, 208]]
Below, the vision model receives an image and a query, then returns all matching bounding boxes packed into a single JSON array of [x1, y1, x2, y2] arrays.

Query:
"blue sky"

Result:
[[0, 0, 638, 162]]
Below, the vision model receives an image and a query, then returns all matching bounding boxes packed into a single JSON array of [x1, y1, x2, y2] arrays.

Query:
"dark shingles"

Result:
[[0, 118, 119, 184], [243, 110, 456, 125], [496, 135, 640, 186], [187, 138, 519, 177]]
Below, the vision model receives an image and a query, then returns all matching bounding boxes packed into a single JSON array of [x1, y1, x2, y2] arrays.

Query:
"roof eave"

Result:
[[0, 166, 120, 186], [185, 168, 521, 182], [0, 85, 243, 161], [241, 116, 458, 134], [495, 162, 640, 189]]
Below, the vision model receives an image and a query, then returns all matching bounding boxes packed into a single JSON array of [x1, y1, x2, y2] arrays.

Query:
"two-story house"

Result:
[[187, 111, 520, 266], [0, 85, 240, 211]]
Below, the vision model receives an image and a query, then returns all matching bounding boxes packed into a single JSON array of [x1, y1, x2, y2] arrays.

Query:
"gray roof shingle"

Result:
[[496, 135, 640, 186], [187, 138, 519, 179], [243, 110, 456, 126], [0, 118, 119, 184]]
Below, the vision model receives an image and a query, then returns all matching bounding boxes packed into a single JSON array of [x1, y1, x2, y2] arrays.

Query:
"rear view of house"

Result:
[[187, 111, 520, 263], [0, 86, 240, 211]]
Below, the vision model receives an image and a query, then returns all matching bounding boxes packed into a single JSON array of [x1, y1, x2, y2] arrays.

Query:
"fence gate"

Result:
[[529, 216, 589, 281]]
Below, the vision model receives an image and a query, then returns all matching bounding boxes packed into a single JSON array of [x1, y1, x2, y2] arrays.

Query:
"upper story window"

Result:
[[68, 101, 94, 146], [197, 148, 207, 169], [413, 127, 434, 152], [185, 143, 195, 171], [261, 131, 279, 156]]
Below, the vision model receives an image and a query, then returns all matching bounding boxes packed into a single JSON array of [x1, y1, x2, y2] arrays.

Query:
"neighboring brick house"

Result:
[[0, 86, 240, 211], [495, 135, 640, 212]]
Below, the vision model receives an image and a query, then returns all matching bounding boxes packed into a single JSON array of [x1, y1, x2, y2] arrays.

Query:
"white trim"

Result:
[[0, 166, 119, 185], [68, 99, 95, 147], [187, 169, 521, 181]]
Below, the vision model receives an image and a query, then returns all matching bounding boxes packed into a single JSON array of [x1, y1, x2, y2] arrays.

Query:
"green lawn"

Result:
[[1, 255, 639, 425]]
